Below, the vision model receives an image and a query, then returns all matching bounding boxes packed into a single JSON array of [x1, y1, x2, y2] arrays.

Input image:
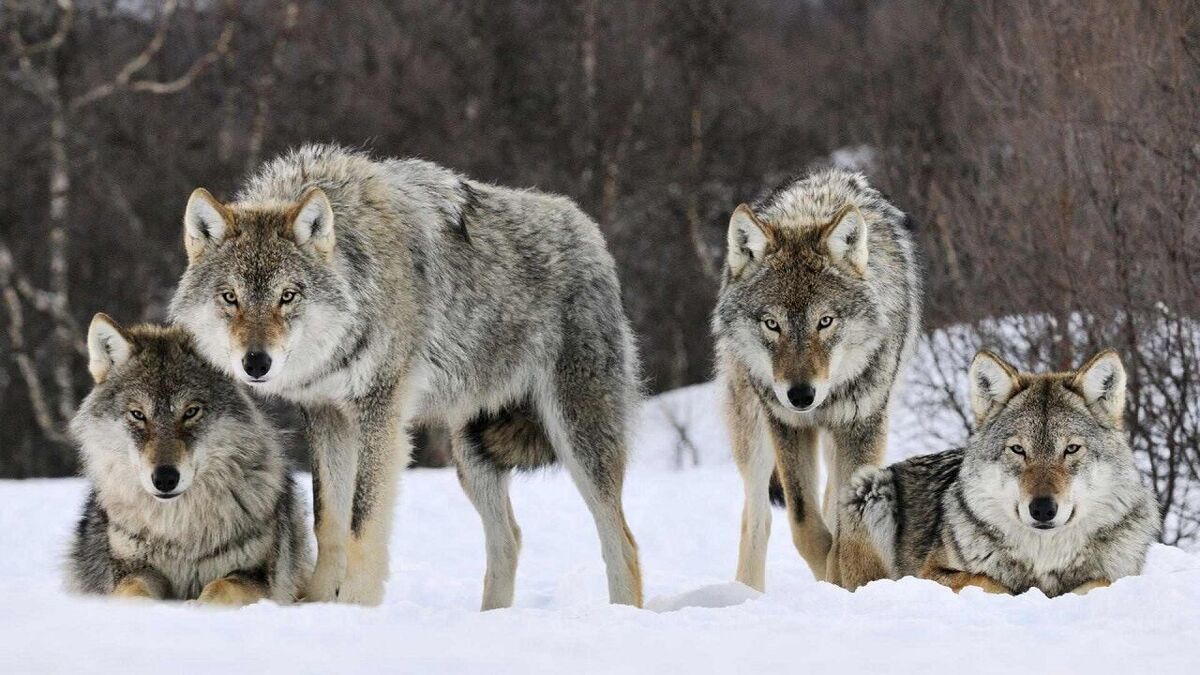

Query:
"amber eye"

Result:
[[128, 409, 146, 422], [280, 289, 297, 305], [1065, 444, 1083, 455], [817, 315, 834, 330], [1007, 444, 1025, 456], [182, 405, 202, 421], [220, 291, 238, 306], [762, 317, 780, 332]]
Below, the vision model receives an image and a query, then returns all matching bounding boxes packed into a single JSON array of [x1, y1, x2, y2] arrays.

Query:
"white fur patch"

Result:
[[824, 206, 868, 274]]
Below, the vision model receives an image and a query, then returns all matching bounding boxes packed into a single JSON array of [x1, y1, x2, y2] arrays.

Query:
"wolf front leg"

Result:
[[826, 415, 889, 588], [302, 403, 358, 603], [337, 382, 410, 606], [1071, 579, 1111, 595], [197, 571, 268, 606], [729, 381, 774, 592], [770, 421, 832, 581], [111, 569, 170, 601]]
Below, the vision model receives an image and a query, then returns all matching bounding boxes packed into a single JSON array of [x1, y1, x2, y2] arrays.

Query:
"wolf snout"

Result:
[[787, 383, 816, 409], [151, 465, 181, 496], [241, 350, 272, 380], [1028, 496, 1058, 525]]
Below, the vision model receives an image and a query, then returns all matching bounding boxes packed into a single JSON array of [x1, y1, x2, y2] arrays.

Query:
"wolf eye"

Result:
[[1065, 444, 1083, 455], [817, 315, 835, 330], [220, 291, 238, 306], [128, 409, 146, 422], [1007, 444, 1025, 456], [182, 405, 202, 421], [280, 289, 297, 305], [762, 317, 780, 332]]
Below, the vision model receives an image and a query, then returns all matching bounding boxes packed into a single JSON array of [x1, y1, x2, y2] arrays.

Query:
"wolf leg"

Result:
[[770, 422, 832, 581], [338, 382, 410, 606], [729, 382, 774, 591], [453, 430, 522, 611], [837, 467, 897, 590], [112, 569, 170, 601], [301, 403, 358, 603], [827, 415, 889, 587], [1071, 579, 1111, 595], [197, 572, 268, 606], [540, 384, 642, 607]]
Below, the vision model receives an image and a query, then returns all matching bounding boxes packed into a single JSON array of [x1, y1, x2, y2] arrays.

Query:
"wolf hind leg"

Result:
[[538, 383, 642, 607], [453, 426, 523, 611]]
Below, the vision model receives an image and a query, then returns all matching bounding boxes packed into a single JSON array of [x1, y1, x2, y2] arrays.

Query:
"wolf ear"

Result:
[[87, 313, 133, 384], [288, 188, 336, 260], [727, 204, 776, 278], [820, 204, 869, 275], [1073, 349, 1126, 427], [184, 188, 231, 263], [969, 350, 1021, 425]]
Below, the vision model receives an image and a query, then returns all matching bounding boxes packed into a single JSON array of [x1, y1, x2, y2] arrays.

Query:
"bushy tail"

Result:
[[840, 466, 898, 579]]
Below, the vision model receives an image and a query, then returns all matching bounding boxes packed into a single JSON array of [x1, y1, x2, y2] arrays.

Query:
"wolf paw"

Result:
[[197, 578, 264, 607]]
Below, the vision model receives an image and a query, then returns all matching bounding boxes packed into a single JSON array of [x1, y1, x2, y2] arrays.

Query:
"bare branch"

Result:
[[69, 2, 234, 110]]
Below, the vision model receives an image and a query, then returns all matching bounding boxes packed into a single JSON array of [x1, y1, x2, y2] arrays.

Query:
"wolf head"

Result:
[[963, 348, 1138, 532], [71, 316, 261, 501], [168, 187, 355, 389], [715, 176, 884, 413]]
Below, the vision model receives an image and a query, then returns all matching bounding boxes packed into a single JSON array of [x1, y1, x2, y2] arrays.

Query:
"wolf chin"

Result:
[[713, 169, 921, 590], [842, 349, 1160, 596], [67, 316, 310, 604], [169, 144, 642, 608]]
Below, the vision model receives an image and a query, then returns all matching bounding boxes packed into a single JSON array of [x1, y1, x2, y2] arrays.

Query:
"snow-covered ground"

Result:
[[2, 382, 1198, 673]]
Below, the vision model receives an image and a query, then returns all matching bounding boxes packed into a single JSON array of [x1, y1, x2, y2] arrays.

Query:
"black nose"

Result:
[[787, 383, 816, 409], [242, 351, 272, 379], [1029, 496, 1058, 522], [152, 465, 180, 493]]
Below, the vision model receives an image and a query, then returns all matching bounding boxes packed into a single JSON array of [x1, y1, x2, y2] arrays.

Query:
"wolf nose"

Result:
[[152, 465, 180, 493], [787, 383, 816, 409], [1029, 496, 1058, 522], [242, 351, 272, 379]]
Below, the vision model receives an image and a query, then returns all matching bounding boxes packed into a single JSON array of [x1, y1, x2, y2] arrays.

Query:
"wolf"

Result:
[[67, 315, 310, 604], [713, 170, 921, 590], [169, 144, 642, 608], [841, 349, 1160, 596]]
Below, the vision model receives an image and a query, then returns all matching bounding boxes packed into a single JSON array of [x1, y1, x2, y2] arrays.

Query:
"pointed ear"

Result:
[[1072, 349, 1126, 427], [820, 204, 869, 275], [726, 204, 776, 278], [288, 188, 336, 260], [969, 350, 1021, 425], [87, 313, 133, 384], [183, 188, 231, 263]]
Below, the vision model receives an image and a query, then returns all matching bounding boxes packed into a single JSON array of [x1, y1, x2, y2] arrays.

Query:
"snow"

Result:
[[2, 367, 1198, 673]]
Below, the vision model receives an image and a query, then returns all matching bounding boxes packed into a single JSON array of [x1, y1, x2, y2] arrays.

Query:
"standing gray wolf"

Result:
[[67, 316, 310, 604], [713, 170, 921, 590], [841, 349, 1160, 596], [169, 144, 642, 608]]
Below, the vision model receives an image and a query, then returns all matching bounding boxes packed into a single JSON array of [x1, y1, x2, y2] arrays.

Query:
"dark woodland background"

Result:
[[1, 1, 1197, 540]]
